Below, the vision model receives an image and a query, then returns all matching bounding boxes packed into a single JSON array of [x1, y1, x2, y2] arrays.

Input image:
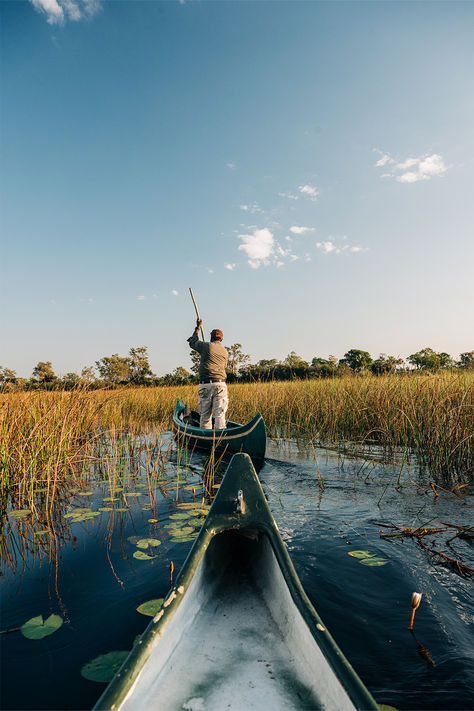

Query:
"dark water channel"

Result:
[[1, 437, 473, 711]]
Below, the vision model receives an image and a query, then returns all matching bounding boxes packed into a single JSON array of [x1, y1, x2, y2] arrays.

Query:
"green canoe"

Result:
[[93, 453, 379, 711], [173, 397, 266, 461]]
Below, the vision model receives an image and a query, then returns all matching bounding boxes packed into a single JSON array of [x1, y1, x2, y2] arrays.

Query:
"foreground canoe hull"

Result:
[[93, 454, 379, 711], [172, 397, 267, 460]]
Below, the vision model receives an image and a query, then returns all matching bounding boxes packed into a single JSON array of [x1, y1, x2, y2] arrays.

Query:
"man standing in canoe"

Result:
[[188, 318, 229, 429]]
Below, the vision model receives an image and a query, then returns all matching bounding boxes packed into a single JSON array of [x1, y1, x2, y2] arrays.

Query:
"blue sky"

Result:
[[1, 0, 473, 377]]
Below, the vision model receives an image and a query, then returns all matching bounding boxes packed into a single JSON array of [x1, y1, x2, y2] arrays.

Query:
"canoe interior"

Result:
[[119, 529, 358, 711], [183, 409, 241, 430]]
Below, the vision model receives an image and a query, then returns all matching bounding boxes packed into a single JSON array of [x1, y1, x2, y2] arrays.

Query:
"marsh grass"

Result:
[[1, 371, 472, 513]]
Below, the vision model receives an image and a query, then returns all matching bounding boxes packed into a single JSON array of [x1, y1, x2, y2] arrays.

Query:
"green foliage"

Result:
[[407, 347, 453, 371], [32, 361, 57, 384], [8, 509, 31, 519], [226, 343, 250, 377], [133, 550, 156, 560], [189, 349, 201, 376], [128, 347, 153, 384], [458, 351, 474, 369], [371, 354, 404, 375], [95, 353, 132, 384], [340, 349, 373, 372], [136, 599, 164, 617], [21, 614, 63, 639], [0, 366, 17, 384], [81, 651, 129, 682], [136, 538, 161, 549], [348, 550, 388, 566]]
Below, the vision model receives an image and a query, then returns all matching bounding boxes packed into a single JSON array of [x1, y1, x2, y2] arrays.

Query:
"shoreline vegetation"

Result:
[[1, 372, 472, 513]]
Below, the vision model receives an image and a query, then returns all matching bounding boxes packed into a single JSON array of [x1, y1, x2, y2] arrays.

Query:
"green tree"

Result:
[[226, 343, 250, 377], [407, 348, 452, 371], [95, 354, 132, 384], [189, 350, 201, 376], [284, 352, 308, 368], [128, 347, 153, 383], [458, 351, 474, 369], [311, 357, 331, 367], [257, 359, 278, 369], [0, 366, 17, 384], [340, 349, 372, 372], [81, 366, 96, 382], [371, 354, 404, 375], [32, 361, 56, 384], [63, 372, 81, 388]]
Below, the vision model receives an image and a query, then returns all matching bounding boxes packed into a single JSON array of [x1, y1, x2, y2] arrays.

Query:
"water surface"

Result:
[[1, 437, 472, 710]]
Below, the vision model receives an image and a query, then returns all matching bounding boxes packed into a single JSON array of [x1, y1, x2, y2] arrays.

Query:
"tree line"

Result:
[[1, 345, 473, 391]]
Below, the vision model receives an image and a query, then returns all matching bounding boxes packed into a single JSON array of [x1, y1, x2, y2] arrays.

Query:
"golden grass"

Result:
[[1, 371, 472, 509]]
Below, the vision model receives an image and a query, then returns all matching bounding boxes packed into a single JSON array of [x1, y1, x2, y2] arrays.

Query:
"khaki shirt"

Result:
[[188, 333, 228, 382]]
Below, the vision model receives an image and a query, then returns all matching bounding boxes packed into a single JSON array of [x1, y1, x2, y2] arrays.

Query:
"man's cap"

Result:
[[211, 329, 223, 340]]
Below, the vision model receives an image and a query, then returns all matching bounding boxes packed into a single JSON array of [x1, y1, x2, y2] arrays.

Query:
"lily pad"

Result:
[[112, 487, 123, 493], [34, 529, 50, 536], [80, 650, 129, 682], [114, 507, 129, 513], [136, 538, 161, 549], [360, 557, 388, 567], [136, 598, 164, 617], [348, 550, 375, 559], [170, 535, 196, 543], [21, 614, 63, 640], [348, 550, 388, 566], [8, 509, 31, 520], [133, 550, 156, 560], [103, 497, 118, 503], [65, 508, 92, 518], [69, 511, 101, 522], [169, 512, 192, 520], [148, 518, 158, 523], [124, 492, 142, 497], [77, 491, 93, 496], [99, 507, 114, 512]]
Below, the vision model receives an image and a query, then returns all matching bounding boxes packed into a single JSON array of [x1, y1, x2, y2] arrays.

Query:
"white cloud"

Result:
[[207, 268, 214, 274], [373, 149, 395, 168], [171, 290, 179, 296], [316, 240, 338, 254], [238, 227, 275, 269], [316, 237, 368, 255], [278, 191, 299, 201], [224, 263, 236, 271], [29, 0, 101, 24], [289, 225, 315, 235], [137, 295, 146, 301], [239, 202, 262, 214], [299, 184, 319, 201], [226, 162, 236, 170], [374, 150, 449, 183]]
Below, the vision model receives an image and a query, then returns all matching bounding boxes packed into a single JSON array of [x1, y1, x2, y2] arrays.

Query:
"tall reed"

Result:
[[1, 372, 472, 501]]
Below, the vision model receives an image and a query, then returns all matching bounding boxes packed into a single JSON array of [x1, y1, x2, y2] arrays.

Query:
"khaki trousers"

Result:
[[198, 382, 228, 429]]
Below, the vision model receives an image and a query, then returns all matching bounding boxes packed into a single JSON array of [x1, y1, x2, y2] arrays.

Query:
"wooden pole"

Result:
[[189, 287, 205, 341]]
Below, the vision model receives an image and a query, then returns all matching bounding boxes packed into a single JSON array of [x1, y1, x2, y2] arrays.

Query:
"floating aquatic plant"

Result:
[[136, 538, 161, 549], [21, 614, 63, 640], [348, 550, 388, 566], [133, 550, 156, 560], [7, 510, 31, 520], [80, 651, 129, 682], [136, 599, 164, 617]]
